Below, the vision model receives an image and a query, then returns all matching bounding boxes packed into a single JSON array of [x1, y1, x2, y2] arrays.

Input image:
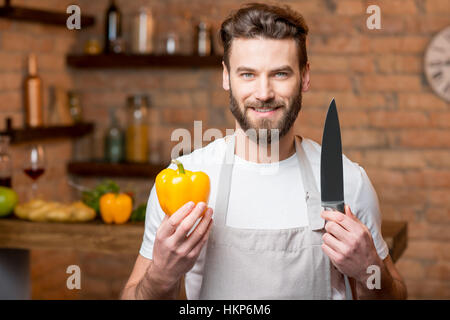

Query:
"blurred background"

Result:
[[0, 0, 448, 299]]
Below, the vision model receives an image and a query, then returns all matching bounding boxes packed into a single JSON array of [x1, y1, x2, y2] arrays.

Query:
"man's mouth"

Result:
[[249, 106, 281, 114]]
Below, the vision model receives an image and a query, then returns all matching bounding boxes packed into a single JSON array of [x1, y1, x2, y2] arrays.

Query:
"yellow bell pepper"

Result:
[[156, 159, 210, 216], [99, 193, 133, 224]]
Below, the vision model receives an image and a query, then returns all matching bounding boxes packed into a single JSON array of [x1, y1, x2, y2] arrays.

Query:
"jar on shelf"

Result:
[[0, 135, 12, 188], [195, 21, 212, 56], [104, 107, 125, 163], [131, 7, 154, 54], [126, 94, 150, 163]]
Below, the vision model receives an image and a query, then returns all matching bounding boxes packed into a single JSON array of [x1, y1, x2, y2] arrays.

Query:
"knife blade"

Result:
[[320, 98, 345, 213]]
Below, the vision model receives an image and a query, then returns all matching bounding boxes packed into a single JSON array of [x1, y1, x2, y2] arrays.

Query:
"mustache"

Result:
[[244, 100, 286, 109]]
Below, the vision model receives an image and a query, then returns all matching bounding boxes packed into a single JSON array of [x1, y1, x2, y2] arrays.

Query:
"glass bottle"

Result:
[[0, 136, 12, 188], [68, 91, 82, 123], [104, 0, 122, 53], [126, 94, 150, 163], [24, 53, 43, 127], [104, 107, 125, 163]]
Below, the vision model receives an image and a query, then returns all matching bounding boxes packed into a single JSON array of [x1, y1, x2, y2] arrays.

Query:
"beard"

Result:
[[229, 86, 302, 145]]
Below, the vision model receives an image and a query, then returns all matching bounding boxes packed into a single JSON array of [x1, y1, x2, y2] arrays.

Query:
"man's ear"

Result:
[[301, 62, 310, 92], [222, 61, 230, 91]]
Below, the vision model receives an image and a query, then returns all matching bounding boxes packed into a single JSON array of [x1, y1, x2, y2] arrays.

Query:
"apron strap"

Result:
[[213, 133, 236, 227], [295, 136, 326, 231]]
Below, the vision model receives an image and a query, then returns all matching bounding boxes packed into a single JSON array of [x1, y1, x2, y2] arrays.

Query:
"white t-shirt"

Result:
[[140, 135, 389, 300]]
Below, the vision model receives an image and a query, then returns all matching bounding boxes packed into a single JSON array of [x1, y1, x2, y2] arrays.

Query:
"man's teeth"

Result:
[[254, 107, 277, 112]]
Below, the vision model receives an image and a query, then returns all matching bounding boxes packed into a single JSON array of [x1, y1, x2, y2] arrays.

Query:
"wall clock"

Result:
[[424, 26, 450, 102]]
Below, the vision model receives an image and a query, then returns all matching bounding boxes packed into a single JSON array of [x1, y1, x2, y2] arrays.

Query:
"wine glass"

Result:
[[23, 144, 46, 199]]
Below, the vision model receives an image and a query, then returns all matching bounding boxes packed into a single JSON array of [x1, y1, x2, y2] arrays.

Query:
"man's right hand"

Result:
[[150, 201, 213, 290]]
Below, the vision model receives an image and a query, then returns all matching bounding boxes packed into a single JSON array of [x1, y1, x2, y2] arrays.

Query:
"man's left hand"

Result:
[[321, 205, 382, 284]]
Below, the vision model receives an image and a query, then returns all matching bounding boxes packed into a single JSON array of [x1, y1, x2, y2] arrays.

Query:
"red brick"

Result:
[[369, 37, 428, 53], [152, 91, 193, 109], [0, 91, 21, 112], [430, 112, 450, 128], [349, 56, 376, 73], [406, 279, 450, 299], [398, 130, 450, 148], [362, 150, 427, 169], [309, 55, 349, 72], [343, 150, 363, 163], [309, 36, 371, 54], [427, 189, 450, 207], [211, 89, 229, 108], [341, 129, 388, 148], [369, 111, 429, 128], [425, 208, 450, 223], [425, 0, 450, 13], [378, 188, 427, 206], [376, 55, 422, 74], [398, 93, 449, 110], [407, 170, 450, 188], [426, 262, 450, 281], [365, 168, 405, 187], [365, 15, 405, 34], [403, 240, 450, 261], [397, 259, 426, 280], [310, 74, 352, 91], [339, 111, 370, 128], [0, 73, 22, 91], [0, 52, 22, 70], [404, 15, 450, 34], [161, 71, 209, 90], [336, 0, 364, 15], [361, 75, 422, 92], [307, 15, 355, 35], [162, 106, 209, 125], [377, 0, 419, 15], [286, 0, 329, 15], [38, 53, 66, 71], [423, 151, 450, 168]]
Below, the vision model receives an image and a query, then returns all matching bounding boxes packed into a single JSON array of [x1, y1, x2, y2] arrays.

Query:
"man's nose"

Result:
[[254, 77, 275, 101]]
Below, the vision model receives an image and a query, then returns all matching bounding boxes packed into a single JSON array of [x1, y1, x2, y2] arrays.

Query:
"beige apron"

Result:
[[198, 133, 353, 300]]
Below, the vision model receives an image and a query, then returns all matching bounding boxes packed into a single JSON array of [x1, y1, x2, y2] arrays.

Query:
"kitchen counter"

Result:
[[0, 217, 407, 299], [0, 218, 407, 262]]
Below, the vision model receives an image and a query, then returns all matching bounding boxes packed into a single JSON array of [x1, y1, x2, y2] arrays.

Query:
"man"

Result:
[[121, 3, 407, 300]]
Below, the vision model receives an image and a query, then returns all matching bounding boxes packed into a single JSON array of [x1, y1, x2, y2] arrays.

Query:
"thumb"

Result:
[[345, 204, 356, 220]]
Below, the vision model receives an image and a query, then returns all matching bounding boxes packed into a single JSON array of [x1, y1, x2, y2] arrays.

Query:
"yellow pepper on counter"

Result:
[[99, 193, 133, 224], [156, 160, 210, 216]]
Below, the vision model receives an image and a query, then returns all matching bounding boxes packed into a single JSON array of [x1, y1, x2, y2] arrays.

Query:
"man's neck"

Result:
[[233, 127, 297, 163]]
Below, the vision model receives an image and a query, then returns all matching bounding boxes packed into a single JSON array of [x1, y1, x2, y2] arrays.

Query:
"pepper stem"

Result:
[[171, 159, 185, 174]]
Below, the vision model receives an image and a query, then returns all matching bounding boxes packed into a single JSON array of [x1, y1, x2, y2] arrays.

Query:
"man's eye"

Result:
[[241, 73, 254, 79], [275, 72, 288, 78]]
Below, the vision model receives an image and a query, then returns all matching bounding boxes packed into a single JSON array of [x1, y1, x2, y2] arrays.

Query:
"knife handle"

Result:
[[322, 201, 345, 214]]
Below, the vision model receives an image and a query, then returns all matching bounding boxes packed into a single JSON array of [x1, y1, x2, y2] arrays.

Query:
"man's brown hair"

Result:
[[220, 2, 309, 73]]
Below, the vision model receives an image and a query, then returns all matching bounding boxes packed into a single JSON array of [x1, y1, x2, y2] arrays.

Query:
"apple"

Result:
[[0, 186, 18, 217]]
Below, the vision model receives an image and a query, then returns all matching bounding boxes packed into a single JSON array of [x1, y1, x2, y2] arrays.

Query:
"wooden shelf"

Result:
[[67, 161, 167, 178], [0, 217, 407, 259], [0, 3, 95, 27], [66, 53, 223, 69], [0, 122, 94, 145]]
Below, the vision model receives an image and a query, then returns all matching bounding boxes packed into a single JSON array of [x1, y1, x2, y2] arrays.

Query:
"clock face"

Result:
[[424, 26, 450, 103]]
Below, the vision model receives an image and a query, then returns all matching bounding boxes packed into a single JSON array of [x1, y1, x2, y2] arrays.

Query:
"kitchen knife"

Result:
[[320, 98, 345, 214], [321, 98, 355, 300]]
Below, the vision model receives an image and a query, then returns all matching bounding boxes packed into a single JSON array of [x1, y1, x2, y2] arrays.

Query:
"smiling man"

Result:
[[121, 3, 407, 300]]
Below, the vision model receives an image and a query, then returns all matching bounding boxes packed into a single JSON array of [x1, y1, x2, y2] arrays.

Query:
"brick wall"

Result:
[[0, 0, 81, 300], [0, 0, 449, 299]]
